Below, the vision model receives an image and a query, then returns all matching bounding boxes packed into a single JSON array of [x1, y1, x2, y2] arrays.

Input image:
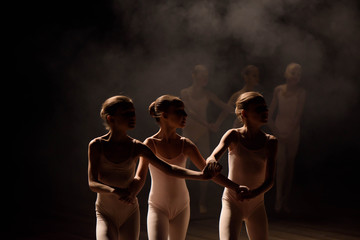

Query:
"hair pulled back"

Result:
[[100, 95, 133, 129], [149, 95, 184, 122], [235, 91, 265, 119]]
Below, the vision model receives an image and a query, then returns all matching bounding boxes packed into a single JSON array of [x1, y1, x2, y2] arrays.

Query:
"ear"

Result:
[[106, 115, 114, 124], [241, 109, 247, 119], [162, 112, 168, 119]]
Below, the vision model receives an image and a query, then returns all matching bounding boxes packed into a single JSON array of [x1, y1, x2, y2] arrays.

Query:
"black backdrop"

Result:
[[10, 0, 360, 237]]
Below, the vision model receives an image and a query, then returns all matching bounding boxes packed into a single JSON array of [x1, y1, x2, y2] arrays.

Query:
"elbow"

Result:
[[88, 180, 98, 193], [169, 165, 182, 177], [88, 184, 97, 193]]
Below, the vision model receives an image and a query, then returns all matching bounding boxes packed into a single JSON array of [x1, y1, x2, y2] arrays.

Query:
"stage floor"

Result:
[[17, 211, 360, 240]]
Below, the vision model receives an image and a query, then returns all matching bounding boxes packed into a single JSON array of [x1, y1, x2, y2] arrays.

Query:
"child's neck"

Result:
[[157, 125, 178, 142], [241, 124, 262, 139], [108, 129, 128, 142]]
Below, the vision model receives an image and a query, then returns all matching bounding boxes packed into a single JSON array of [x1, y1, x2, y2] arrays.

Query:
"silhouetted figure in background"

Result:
[[207, 92, 277, 240], [268, 63, 306, 213], [214, 65, 260, 130], [88, 96, 219, 240], [180, 64, 233, 213]]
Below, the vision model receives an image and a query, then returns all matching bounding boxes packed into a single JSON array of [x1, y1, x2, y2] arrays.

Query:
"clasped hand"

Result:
[[235, 185, 255, 201], [203, 159, 222, 179], [114, 188, 136, 205]]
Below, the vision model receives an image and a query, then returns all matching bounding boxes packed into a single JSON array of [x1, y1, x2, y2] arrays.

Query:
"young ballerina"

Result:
[[88, 95, 220, 240], [180, 64, 233, 213], [207, 92, 278, 240], [214, 65, 260, 129], [268, 63, 306, 213], [132, 95, 244, 240]]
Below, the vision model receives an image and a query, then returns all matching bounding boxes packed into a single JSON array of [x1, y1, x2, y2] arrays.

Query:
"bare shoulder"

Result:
[[88, 137, 102, 163], [226, 128, 239, 137], [133, 138, 146, 152], [182, 137, 197, 151], [180, 87, 190, 98], [89, 137, 102, 150], [142, 137, 155, 151], [266, 134, 278, 150], [223, 128, 239, 143], [274, 84, 285, 93], [133, 138, 147, 148]]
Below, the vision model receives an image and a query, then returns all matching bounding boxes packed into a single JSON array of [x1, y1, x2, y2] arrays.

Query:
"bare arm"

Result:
[[207, 129, 238, 162], [206, 90, 234, 113], [127, 140, 151, 197], [183, 138, 207, 170], [206, 129, 244, 192], [183, 139, 232, 188]]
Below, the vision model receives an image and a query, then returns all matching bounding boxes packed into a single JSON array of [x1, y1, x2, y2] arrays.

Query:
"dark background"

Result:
[[11, 0, 360, 238]]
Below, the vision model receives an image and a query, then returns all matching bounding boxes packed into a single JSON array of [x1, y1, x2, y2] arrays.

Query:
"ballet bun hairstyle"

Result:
[[235, 91, 265, 121], [100, 95, 133, 130], [149, 95, 184, 122]]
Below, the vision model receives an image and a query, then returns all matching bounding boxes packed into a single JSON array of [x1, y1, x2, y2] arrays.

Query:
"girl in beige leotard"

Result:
[[133, 95, 243, 240], [88, 96, 220, 240], [268, 63, 306, 213], [207, 92, 278, 240]]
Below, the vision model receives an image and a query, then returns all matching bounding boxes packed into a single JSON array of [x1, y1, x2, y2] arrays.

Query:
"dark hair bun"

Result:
[[149, 101, 157, 117]]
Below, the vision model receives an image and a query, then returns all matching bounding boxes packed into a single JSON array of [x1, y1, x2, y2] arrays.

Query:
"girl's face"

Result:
[[243, 101, 268, 126], [244, 69, 260, 87], [165, 105, 187, 129], [108, 105, 136, 131], [193, 68, 209, 87], [285, 66, 302, 85]]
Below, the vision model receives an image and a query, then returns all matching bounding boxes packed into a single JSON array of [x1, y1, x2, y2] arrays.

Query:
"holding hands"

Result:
[[235, 185, 250, 201], [113, 187, 136, 205], [236, 185, 259, 201], [203, 159, 222, 179]]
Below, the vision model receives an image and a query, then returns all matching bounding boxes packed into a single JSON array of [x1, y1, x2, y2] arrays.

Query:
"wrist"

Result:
[[206, 158, 216, 164]]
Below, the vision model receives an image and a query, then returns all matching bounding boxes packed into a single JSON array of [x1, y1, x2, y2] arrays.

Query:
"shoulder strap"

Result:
[[150, 138, 158, 154], [180, 137, 185, 153], [129, 138, 136, 157]]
